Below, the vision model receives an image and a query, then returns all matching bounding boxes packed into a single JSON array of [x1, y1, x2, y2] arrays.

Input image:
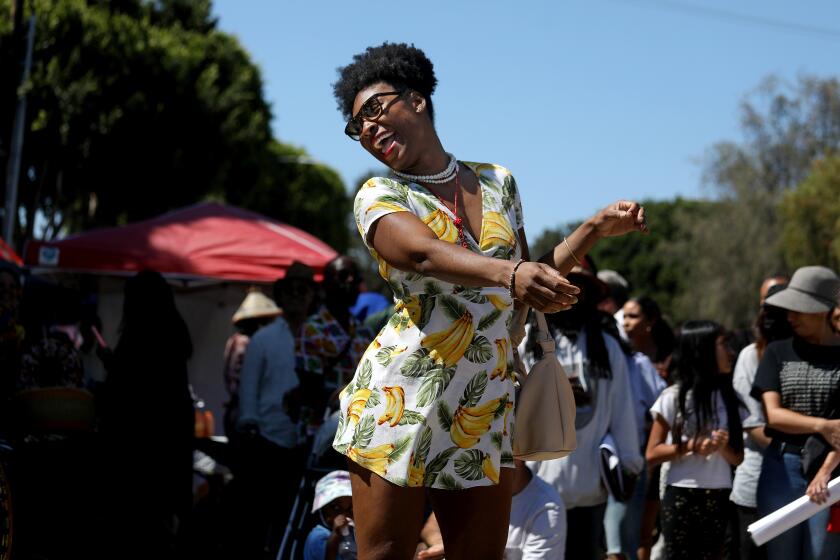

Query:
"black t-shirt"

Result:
[[751, 337, 840, 446]]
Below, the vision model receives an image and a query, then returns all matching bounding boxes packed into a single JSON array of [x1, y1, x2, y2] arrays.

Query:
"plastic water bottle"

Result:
[[337, 523, 357, 560]]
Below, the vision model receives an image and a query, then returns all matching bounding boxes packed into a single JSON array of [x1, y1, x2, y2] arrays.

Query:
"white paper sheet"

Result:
[[748, 476, 840, 546]]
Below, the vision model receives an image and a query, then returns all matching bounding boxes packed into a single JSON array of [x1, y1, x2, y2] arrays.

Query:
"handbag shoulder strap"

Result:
[[534, 311, 555, 355]]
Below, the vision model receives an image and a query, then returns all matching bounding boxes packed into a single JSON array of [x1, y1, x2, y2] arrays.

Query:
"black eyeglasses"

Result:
[[344, 90, 403, 141]]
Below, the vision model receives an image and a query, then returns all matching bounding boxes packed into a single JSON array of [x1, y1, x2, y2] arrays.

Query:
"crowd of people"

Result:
[[4, 39, 840, 560], [221, 255, 840, 560], [3, 245, 840, 560]]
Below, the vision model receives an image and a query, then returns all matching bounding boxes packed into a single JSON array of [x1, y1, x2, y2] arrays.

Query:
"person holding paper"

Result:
[[751, 266, 840, 560], [646, 320, 745, 559]]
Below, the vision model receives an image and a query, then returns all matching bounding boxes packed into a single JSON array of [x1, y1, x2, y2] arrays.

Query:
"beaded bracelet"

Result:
[[509, 259, 526, 300]]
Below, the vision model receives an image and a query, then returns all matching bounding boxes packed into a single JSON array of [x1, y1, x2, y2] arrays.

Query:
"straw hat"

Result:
[[232, 290, 281, 324], [765, 266, 840, 314]]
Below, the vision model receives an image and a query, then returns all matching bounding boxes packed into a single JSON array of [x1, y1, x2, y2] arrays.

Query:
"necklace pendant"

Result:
[[454, 216, 463, 227]]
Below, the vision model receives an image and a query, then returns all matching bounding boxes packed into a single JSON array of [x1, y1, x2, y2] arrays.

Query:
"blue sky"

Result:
[[212, 0, 840, 237]]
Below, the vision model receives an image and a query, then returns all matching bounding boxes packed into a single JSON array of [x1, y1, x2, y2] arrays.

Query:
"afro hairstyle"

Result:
[[333, 42, 438, 123]]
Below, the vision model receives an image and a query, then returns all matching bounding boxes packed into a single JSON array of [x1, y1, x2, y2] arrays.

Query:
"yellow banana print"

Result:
[[421, 311, 474, 367], [482, 455, 500, 484], [465, 396, 505, 418], [394, 297, 422, 330], [490, 338, 510, 380], [378, 386, 406, 427], [486, 294, 508, 310], [480, 211, 517, 250], [351, 443, 395, 459], [347, 388, 372, 424], [450, 397, 502, 448], [378, 257, 391, 280], [503, 400, 514, 436], [348, 443, 395, 477], [450, 412, 482, 448], [474, 162, 505, 175], [407, 457, 425, 487], [338, 168, 525, 488], [422, 209, 458, 242], [367, 200, 407, 215], [457, 410, 494, 435]]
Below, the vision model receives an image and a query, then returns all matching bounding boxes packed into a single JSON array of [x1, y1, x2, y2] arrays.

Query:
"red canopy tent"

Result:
[[24, 203, 338, 282], [0, 237, 23, 266]]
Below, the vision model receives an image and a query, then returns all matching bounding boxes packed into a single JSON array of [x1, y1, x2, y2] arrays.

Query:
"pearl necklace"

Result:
[[392, 153, 458, 184]]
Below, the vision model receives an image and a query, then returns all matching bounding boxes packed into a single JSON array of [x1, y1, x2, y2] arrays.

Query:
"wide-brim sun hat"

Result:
[[764, 266, 840, 314], [312, 470, 352, 513], [232, 289, 282, 324]]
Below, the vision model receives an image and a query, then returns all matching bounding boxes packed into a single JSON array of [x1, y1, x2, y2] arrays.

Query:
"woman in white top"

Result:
[[646, 320, 744, 560]]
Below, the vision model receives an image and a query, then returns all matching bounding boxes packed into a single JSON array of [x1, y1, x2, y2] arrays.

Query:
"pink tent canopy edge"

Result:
[[0, 237, 23, 266], [23, 203, 338, 282]]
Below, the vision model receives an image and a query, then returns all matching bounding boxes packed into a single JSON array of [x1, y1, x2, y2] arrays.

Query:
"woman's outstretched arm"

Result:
[[538, 201, 648, 275], [369, 212, 578, 314]]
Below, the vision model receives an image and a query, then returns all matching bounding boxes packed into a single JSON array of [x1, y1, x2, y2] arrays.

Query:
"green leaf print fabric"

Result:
[[333, 162, 524, 489]]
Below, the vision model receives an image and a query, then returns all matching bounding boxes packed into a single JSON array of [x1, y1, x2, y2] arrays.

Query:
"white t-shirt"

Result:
[[730, 343, 765, 508], [525, 329, 643, 509], [505, 471, 566, 560], [650, 385, 738, 489]]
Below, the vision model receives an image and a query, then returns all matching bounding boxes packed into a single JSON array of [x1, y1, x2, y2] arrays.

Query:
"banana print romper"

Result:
[[333, 162, 524, 489]]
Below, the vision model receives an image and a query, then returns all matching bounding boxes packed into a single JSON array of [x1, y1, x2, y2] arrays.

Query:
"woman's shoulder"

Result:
[[353, 176, 416, 219], [650, 384, 678, 420], [657, 384, 680, 403], [463, 161, 514, 181], [737, 342, 758, 360], [356, 175, 409, 197]]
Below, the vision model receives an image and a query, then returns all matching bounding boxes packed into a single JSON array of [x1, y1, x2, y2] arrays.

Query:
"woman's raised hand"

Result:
[[514, 262, 580, 314], [591, 201, 648, 238]]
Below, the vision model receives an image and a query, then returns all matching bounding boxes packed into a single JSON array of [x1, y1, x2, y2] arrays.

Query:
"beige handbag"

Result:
[[511, 308, 577, 461]]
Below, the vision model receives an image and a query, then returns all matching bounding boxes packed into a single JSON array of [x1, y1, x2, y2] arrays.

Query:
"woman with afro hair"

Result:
[[331, 42, 649, 559]]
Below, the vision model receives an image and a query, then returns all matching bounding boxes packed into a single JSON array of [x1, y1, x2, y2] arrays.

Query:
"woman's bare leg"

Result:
[[347, 460, 427, 560], [428, 467, 514, 560]]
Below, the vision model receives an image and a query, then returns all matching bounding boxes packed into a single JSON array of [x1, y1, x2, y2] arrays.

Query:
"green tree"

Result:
[[0, 0, 352, 253], [676, 76, 840, 328], [235, 141, 352, 252], [0, 0, 273, 241], [780, 155, 840, 271], [529, 76, 840, 328]]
